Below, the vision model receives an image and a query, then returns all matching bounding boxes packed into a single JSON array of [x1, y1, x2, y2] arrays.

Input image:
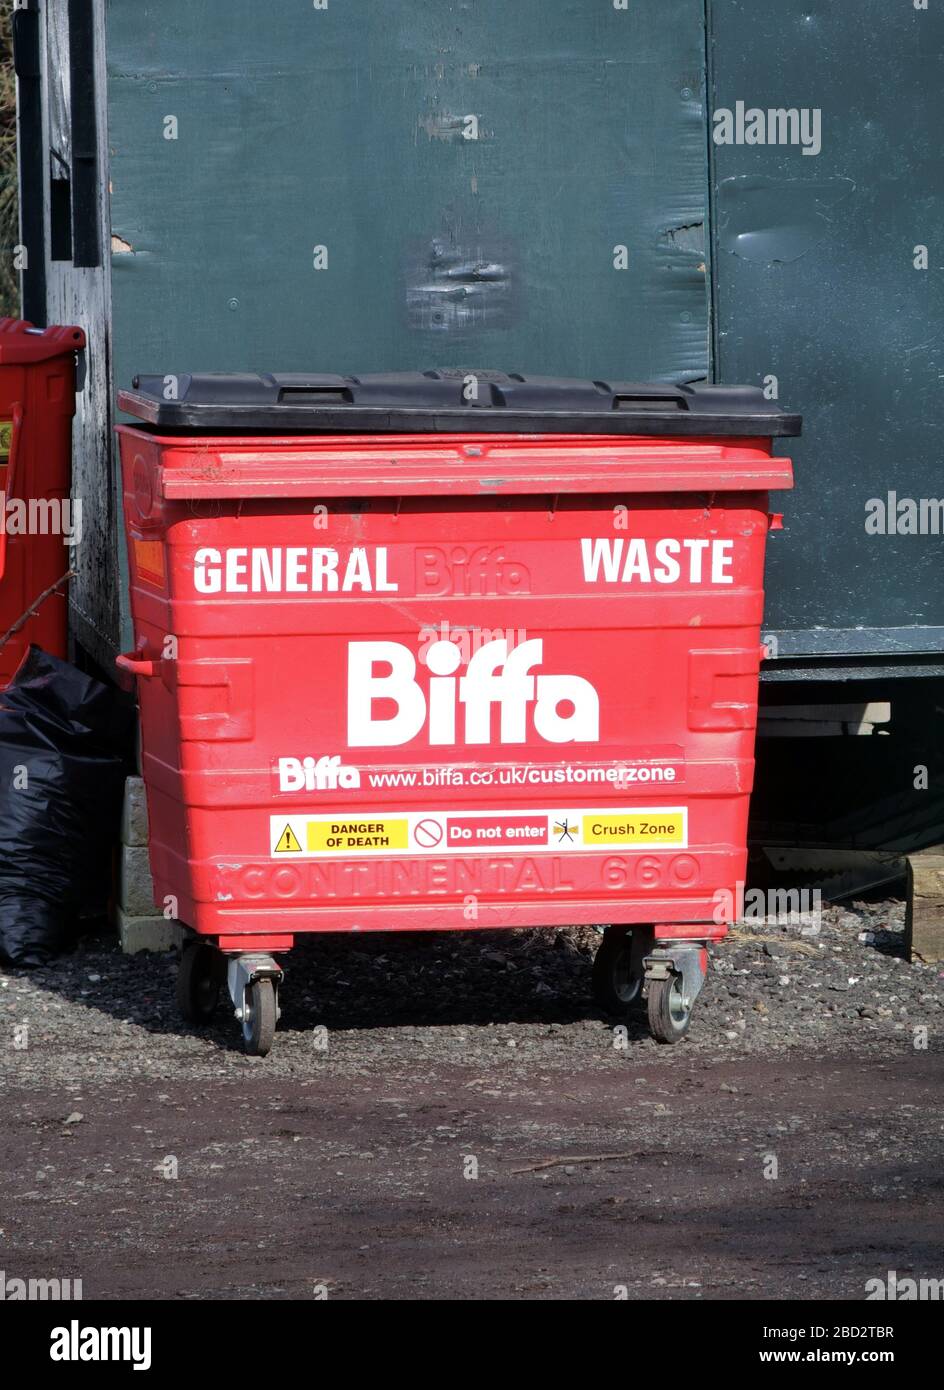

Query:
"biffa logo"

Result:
[[278, 755, 361, 792], [347, 638, 600, 747]]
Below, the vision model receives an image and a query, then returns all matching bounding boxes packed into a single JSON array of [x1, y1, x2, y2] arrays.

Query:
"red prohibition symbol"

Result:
[[414, 817, 444, 848]]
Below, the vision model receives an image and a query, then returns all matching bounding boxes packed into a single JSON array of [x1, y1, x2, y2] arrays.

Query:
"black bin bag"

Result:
[[0, 647, 134, 966]]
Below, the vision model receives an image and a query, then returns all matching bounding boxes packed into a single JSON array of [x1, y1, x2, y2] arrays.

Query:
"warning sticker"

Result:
[[307, 817, 409, 852], [0, 420, 12, 461], [582, 811, 686, 846], [268, 806, 687, 858], [273, 823, 303, 854]]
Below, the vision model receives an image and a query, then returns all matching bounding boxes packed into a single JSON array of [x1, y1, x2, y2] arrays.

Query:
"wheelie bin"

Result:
[[0, 319, 85, 686], [116, 372, 798, 1054]]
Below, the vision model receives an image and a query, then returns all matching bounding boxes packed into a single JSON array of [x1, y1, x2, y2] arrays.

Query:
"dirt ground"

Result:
[[1, 901, 942, 1300]]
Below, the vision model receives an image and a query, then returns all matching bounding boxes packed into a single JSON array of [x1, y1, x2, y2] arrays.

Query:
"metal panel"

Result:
[[106, 0, 709, 395], [708, 0, 944, 660]]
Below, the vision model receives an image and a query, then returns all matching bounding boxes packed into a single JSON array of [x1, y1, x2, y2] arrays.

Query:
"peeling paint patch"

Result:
[[662, 221, 706, 255], [111, 234, 135, 254], [717, 175, 856, 264]]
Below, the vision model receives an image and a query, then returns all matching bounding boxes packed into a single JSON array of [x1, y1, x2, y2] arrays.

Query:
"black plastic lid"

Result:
[[118, 370, 801, 437]]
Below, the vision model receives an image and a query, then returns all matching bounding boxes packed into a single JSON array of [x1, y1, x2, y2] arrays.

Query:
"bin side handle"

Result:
[[0, 402, 24, 582], [116, 646, 158, 679]]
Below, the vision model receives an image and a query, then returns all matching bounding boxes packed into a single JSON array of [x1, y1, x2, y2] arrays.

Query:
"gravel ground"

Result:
[[1, 900, 942, 1299], [0, 900, 939, 1081]]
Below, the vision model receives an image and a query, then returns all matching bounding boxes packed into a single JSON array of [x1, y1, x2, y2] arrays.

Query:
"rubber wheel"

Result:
[[176, 941, 222, 1024], [242, 978, 277, 1057], [592, 928, 645, 1015], [647, 975, 692, 1044]]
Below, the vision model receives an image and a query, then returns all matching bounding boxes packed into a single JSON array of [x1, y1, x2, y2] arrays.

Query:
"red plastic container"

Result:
[[0, 319, 85, 685], [116, 373, 796, 1051]]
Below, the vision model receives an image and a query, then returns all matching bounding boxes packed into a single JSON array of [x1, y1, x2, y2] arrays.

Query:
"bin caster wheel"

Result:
[[242, 978, 277, 1057], [177, 940, 223, 1025], [647, 975, 692, 1044], [592, 927, 645, 1015]]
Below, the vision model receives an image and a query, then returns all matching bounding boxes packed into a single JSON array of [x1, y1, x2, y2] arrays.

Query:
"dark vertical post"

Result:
[[68, 0, 100, 268], [13, 1, 46, 321]]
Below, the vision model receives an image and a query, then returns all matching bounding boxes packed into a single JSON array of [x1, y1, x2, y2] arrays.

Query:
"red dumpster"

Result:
[[0, 319, 85, 686], [116, 373, 797, 1054]]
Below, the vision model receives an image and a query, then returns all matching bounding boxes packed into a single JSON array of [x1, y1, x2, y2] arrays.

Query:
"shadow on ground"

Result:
[[4, 925, 642, 1053]]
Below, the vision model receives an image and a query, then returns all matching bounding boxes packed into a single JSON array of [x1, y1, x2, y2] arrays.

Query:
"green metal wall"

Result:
[[107, 0, 710, 391], [104, 0, 943, 665], [708, 0, 944, 663]]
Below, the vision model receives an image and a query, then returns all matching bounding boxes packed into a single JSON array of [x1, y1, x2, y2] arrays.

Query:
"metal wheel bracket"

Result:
[[226, 954, 283, 1023], [643, 946, 707, 1010]]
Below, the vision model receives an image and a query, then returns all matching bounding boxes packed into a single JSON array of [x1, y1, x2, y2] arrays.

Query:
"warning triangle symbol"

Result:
[[275, 823, 303, 854]]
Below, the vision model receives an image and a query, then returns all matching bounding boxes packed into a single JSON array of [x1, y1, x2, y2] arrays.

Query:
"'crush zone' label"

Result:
[[269, 806, 688, 858]]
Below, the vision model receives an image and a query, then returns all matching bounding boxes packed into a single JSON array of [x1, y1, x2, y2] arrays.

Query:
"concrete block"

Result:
[[121, 776, 149, 847], [118, 909, 182, 955], [120, 843, 158, 916]]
